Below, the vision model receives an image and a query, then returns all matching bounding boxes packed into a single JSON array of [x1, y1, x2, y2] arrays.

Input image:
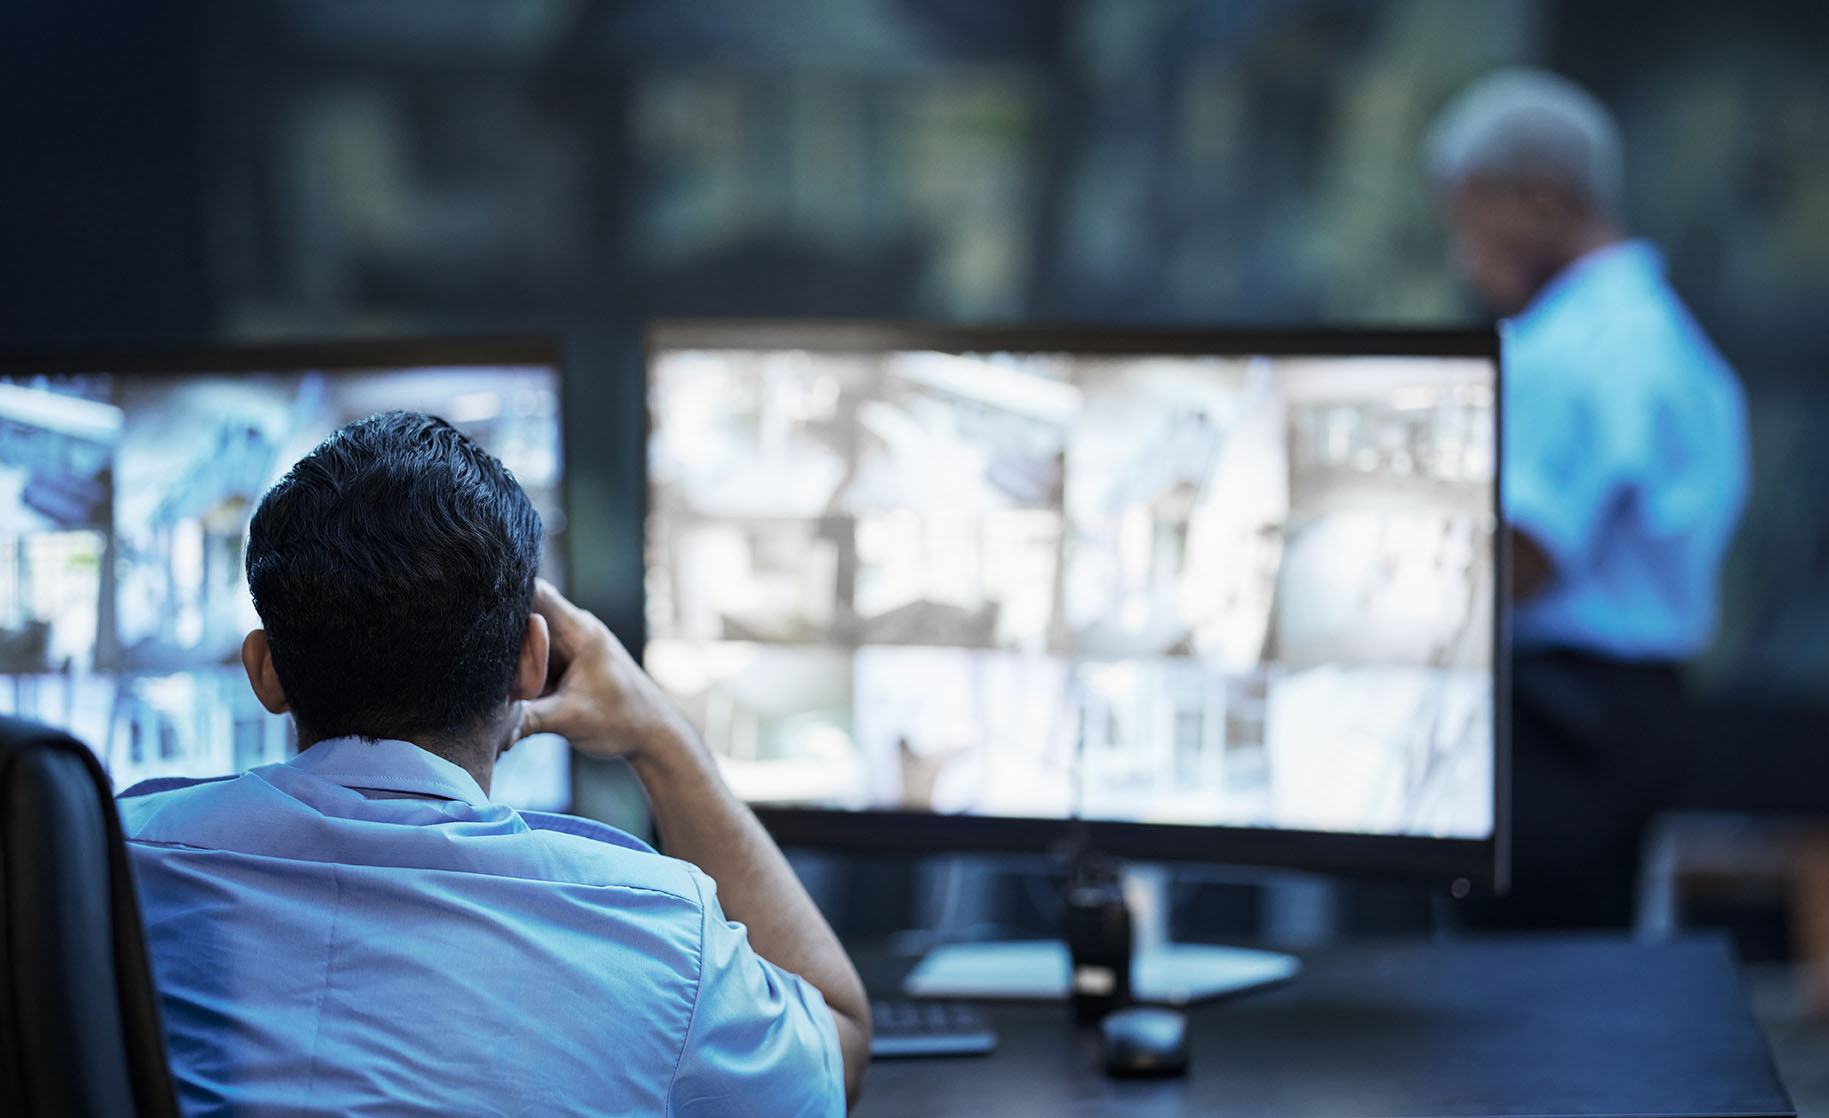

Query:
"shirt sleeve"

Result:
[[668, 870, 845, 1118], [1504, 361, 1626, 574]]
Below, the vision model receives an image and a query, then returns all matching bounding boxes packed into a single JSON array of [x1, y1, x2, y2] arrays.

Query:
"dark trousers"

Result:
[[1452, 649, 1694, 930]]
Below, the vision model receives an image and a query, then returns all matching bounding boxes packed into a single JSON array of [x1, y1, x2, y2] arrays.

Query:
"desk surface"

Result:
[[854, 935, 1794, 1118]]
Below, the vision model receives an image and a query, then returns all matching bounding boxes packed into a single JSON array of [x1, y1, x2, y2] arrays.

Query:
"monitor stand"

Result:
[[902, 863, 1300, 1004]]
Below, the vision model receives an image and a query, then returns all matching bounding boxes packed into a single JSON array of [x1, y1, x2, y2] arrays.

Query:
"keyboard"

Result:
[[869, 999, 998, 1059]]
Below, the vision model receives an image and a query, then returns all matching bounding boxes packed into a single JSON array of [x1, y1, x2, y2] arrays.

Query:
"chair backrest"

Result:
[[0, 716, 179, 1118]]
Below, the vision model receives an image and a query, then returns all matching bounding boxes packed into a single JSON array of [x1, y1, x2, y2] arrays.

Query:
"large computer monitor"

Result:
[[0, 339, 572, 811], [644, 323, 1506, 894]]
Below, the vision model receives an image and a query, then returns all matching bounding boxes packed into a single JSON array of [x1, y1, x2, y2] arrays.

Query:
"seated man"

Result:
[[119, 411, 869, 1115]]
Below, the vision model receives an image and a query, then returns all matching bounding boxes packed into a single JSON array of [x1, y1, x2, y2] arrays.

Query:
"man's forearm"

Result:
[[516, 580, 870, 1104], [630, 719, 870, 1104]]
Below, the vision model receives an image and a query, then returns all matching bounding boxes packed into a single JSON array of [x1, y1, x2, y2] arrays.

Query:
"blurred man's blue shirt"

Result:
[[1503, 239, 1749, 660], [118, 737, 843, 1118]]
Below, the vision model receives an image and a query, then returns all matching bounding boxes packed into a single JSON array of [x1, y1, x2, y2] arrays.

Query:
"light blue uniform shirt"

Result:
[[118, 737, 843, 1118], [1503, 239, 1749, 660]]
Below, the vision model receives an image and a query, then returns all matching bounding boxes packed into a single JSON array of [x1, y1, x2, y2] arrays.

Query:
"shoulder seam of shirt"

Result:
[[125, 837, 220, 853], [118, 774, 237, 799], [518, 809, 659, 854], [664, 870, 712, 1117], [123, 837, 702, 900]]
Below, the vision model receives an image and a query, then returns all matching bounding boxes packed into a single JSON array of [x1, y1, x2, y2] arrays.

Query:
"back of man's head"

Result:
[[246, 410, 541, 744], [1426, 67, 1623, 213]]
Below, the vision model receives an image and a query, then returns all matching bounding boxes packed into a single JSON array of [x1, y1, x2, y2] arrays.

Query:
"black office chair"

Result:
[[0, 715, 179, 1118]]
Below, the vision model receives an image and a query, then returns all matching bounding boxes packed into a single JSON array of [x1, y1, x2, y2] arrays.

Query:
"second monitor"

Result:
[[644, 323, 1504, 890]]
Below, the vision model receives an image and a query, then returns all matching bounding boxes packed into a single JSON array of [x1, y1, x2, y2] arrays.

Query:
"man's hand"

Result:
[[517, 579, 693, 764]]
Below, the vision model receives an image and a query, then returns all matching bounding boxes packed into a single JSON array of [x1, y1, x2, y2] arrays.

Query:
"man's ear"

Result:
[[241, 630, 291, 715], [509, 612, 550, 702]]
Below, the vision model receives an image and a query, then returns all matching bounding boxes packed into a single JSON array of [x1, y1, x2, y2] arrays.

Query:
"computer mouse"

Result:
[[1098, 1005, 1189, 1078]]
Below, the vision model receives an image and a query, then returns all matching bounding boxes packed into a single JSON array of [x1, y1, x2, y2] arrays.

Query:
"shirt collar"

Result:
[[287, 737, 492, 807], [1513, 238, 1661, 330]]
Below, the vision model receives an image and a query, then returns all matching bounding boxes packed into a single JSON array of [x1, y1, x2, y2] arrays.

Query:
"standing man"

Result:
[[1426, 69, 1749, 927]]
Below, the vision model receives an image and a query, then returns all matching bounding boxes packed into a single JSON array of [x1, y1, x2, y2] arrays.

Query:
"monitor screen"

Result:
[[0, 341, 571, 811], [644, 325, 1502, 879]]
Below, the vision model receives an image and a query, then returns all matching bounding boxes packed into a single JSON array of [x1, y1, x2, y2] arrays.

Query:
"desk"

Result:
[[855, 935, 1793, 1117]]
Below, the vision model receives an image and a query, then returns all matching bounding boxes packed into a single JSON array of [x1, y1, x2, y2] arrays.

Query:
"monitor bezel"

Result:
[[0, 336, 563, 378], [643, 320, 1508, 890], [0, 334, 576, 811]]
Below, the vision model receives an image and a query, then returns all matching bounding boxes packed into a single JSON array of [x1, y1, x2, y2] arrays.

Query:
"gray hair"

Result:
[[1425, 68, 1623, 212]]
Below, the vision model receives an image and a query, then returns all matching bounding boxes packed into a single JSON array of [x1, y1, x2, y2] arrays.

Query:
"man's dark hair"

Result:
[[246, 410, 541, 742]]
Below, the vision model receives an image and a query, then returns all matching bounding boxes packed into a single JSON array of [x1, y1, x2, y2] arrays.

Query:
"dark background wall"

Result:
[[4, 0, 1826, 878]]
